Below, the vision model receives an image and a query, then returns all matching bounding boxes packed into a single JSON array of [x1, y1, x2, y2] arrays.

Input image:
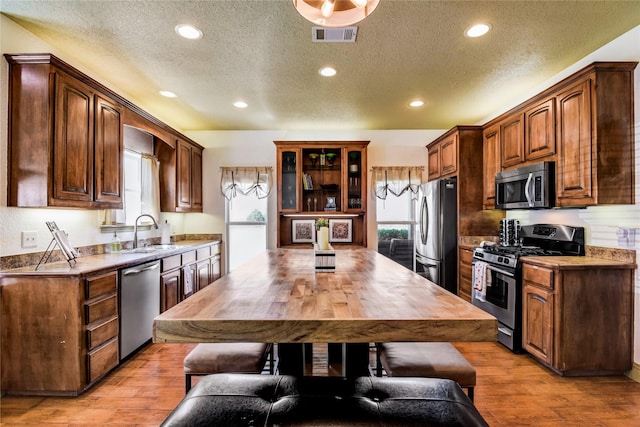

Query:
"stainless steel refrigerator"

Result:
[[414, 177, 457, 294]]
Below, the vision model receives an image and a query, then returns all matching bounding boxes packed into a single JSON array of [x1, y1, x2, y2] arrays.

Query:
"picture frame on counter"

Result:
[[329, 218, 352, 243], [292, 219, 316, 243]]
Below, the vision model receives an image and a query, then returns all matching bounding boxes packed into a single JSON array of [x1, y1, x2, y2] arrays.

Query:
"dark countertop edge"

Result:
[[0, 239, 221, 278], [521, 255, 637, 270]]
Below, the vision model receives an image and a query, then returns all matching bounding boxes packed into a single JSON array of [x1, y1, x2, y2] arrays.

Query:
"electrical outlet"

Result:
[[617, 228, 636, 247], [22, 231, 37, 248]]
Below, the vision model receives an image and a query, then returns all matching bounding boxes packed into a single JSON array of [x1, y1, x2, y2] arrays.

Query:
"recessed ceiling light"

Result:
[[409, 100, 424, 108], [160, 90, 177, 98], [175, 24, 203, 40], [319, 67, 337, 77], [465, 23, 491, 38], [233, 101, 248, 109]]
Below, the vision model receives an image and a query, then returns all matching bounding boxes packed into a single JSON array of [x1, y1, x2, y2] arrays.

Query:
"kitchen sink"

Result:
[[121, 245, 178, 254], [121, 247, 158, 254], [149, 244, 178, 250]]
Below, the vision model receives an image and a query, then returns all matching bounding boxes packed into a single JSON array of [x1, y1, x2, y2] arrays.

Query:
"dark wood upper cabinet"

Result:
[[53, 72, 96, 204], [190, 145, 203, 211], [6, 53, 203, 213], [499, 114, 525, 168], [157, 138, 203, 213], [427, 133, 457, 180], [556, 80, 593, 204], [482, 124, 500, 210], [525, 98, 556, 161], [439, 134, 458, 177], [176, 139, 203, 212], [427, 144, 440, 181], [6, 54, 123, 209], [426, 126, 504, 236], [555, 66, 636, 207], [500, 98, 556, 170], [177, 140, 193, 210], [94, 95, 124, 204], [485, 61, 636, 208]]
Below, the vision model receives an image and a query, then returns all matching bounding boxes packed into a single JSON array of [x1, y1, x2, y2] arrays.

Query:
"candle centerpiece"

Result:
[[315, 217, 330, 250], [314, 217, 335, 272]]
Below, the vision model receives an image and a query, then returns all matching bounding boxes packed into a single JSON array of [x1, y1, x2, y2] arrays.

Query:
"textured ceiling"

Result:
[[1, 1, 639, 131]]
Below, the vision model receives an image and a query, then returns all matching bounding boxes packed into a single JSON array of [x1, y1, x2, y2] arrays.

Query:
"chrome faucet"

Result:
[[133, 214, 159, 248]]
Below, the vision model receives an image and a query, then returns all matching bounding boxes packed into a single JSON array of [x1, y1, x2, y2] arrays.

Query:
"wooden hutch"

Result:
[[274, 141, 369, 247]]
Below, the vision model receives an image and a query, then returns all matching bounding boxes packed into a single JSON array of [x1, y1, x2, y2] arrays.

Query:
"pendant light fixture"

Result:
[[292, 0, 380, 28]]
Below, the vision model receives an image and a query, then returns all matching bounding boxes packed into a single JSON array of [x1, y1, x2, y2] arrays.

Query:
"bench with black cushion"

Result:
[[161, 373, 488, 426], [183, 343, 274, 392], [376, 342, 477, 401]]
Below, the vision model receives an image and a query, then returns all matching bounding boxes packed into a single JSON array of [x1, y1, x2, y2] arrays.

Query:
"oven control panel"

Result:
[[472, 248, 518, 269]]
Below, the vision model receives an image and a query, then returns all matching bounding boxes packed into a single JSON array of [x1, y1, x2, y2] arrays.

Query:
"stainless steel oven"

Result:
[[471, 224, 585, 353], [471, 260, 520, 351]]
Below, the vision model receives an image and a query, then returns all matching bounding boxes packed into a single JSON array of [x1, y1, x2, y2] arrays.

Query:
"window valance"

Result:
[[220, 166, 272, 200], [371, 166, 424, 200]]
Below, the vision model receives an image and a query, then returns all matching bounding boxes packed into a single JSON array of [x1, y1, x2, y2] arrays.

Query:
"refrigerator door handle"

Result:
[[416, 255, 437, 268], [420, 196, 428, 245]]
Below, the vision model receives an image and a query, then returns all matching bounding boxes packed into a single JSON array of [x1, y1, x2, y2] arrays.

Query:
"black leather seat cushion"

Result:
[[161, 373, 488, 426]]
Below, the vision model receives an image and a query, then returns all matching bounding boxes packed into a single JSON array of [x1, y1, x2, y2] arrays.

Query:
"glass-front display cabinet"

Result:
[[274, 141, 369, 247], [279, 148, 300, 212]]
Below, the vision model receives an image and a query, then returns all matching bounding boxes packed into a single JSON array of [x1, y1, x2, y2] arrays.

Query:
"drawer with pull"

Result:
[[85, 294, 117, 324], [522, 263, 554, 289]]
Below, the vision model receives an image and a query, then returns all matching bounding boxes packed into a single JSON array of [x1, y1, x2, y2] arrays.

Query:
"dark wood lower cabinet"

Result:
[[160, 242, 222, 312], [160, 268, 181, 313], [522, 261, 633, 375], [0, 242, 221, 396], [0, 271, 119, 395], [196, 259, 211, 291], [457, 247, 473, 303], [522, 283, 553, 365]]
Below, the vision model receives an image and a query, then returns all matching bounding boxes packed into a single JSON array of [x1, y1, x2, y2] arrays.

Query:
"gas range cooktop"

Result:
[[473, 245, 563, 269], [473, 224, 585, 269], [482, 245, 563, 257]]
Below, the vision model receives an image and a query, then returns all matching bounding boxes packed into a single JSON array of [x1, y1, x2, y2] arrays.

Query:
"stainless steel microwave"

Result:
[[495, 162, 555, 210]]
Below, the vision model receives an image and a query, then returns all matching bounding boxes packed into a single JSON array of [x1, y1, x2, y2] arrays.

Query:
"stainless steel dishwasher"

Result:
[[119, 260, 161, 360]]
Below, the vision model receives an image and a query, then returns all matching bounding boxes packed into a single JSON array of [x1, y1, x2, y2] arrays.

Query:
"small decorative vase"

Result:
[[317, 226, 329, 250], [326, 153, 336, 167]]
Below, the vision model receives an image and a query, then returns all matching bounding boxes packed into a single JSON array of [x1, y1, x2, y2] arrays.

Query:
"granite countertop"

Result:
[[0, 239, 221, 277], [459, 236, 499, 248], [521, 255, 636, 270], [458, 236, 636, 269]]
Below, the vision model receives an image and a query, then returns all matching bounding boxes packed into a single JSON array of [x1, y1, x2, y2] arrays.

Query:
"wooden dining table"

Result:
[[153, 248, 497, 376]]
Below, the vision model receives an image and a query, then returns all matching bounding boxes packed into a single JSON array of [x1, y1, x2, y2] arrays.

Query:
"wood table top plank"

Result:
[[153, 249, 497, 344]]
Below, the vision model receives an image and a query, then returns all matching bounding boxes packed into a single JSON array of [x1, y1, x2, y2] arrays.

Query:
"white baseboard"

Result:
[[627, 363, 640, 383]]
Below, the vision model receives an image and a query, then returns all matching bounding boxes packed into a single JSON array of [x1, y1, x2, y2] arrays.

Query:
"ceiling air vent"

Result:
[[312, 26, 357, 43]]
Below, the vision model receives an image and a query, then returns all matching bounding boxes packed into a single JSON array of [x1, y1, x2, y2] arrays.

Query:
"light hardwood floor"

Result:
[[1, 341, 639, 426]]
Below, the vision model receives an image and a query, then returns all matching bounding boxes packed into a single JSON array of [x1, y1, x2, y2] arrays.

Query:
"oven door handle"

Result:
[[498, 326, 513, 336], [486, 264, 516, 278]]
